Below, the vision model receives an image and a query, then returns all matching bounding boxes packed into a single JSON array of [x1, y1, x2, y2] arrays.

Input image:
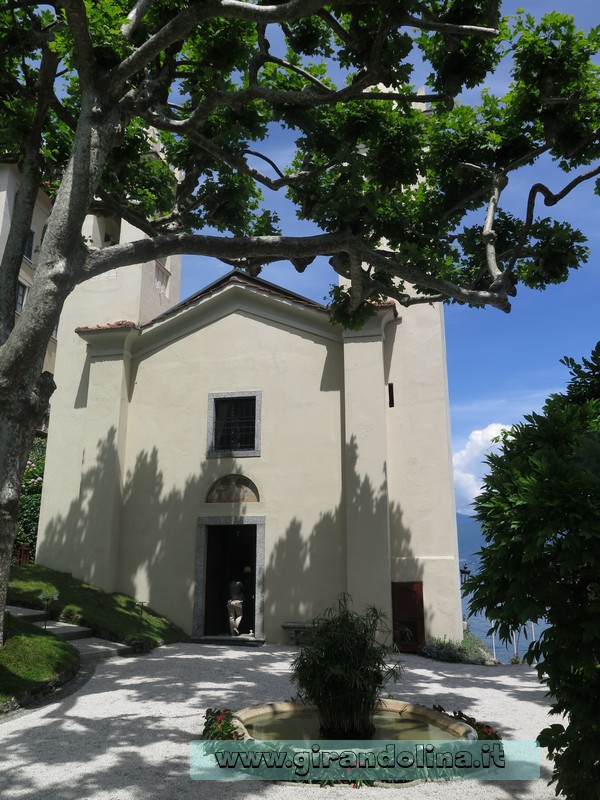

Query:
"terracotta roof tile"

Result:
[[75, 320, 139, 333]]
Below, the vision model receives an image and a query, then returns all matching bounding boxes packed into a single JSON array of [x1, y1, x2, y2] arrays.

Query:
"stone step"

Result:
[[69, 637, 135, 663], [32, 620, 93, 641], [191, 634, 265, 648], [7, 605, 135, 662], [6, 605, 46, 623]]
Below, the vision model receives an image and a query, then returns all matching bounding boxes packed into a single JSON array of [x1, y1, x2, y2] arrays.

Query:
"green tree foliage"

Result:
[[291, 594, 401, 738], [467, 342, 600, 800], [15, 437, 46, 561], [1, 3, 600, 323]]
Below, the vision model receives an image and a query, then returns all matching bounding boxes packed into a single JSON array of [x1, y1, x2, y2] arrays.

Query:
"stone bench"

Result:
[[281, 621, 313, 645]]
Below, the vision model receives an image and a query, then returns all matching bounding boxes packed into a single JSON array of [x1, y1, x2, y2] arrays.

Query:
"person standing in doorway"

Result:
[[227, 579, 244, 636]]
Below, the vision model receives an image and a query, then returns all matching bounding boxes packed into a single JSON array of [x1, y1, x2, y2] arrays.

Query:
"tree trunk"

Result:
[[0, 371, 54, 645], [0, 98, 119, 647]]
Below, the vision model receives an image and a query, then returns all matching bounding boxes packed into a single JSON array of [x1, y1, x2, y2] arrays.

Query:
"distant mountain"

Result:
[[456, 513, 485, 570]]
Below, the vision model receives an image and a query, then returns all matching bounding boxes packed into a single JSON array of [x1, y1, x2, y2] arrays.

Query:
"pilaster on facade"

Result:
[[341, 309, 395, 621]]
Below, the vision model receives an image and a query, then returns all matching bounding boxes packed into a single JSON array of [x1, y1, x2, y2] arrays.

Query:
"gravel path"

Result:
[[0, 643, 556, 799]]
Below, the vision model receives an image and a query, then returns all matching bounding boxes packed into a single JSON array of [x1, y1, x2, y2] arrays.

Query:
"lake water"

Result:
[[457, 515, 548, 664]]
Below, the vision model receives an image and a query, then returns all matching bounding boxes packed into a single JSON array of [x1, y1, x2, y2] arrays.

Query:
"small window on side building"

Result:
[[155, 262, 170, 295], [16, 281, 27, 314], [24, 230, 34, 261]]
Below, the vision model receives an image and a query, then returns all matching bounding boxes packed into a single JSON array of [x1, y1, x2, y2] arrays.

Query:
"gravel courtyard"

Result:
[[0, 644, 556, 799]]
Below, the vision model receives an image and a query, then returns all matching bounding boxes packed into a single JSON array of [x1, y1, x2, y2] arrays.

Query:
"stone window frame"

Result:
[[206, 390, 262, 458]]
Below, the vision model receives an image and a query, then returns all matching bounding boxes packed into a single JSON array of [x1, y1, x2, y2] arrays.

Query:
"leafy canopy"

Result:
[[2, 1, 600, 326], [291, 594, 401, 738]]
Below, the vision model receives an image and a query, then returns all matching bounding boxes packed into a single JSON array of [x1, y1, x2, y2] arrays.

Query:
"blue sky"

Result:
[[178, 2, 600, 515]]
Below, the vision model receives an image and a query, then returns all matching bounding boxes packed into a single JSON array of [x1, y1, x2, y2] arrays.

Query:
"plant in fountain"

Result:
[[291, 594, 401, 738]]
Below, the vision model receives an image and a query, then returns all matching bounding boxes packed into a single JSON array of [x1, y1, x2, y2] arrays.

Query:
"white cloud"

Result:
[[453, 423, 510, 515]]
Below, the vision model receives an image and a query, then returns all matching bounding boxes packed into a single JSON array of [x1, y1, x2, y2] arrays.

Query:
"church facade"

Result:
[[35, 215, 462, 644]]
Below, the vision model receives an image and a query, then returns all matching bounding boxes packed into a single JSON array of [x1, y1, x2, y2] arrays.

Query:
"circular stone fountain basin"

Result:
[[233, 700, 477, 741]]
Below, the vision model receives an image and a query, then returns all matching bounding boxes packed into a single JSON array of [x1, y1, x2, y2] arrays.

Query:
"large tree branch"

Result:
[[316, 9, 357, 47], [258, 54, 334, 93], [92, 189, 156, 237], [82, 231, 354, 278], [82, 230, 512, 312], [146, 83, 450, 136], [440, 144, 550, 224], [121, 0, 156, 39], [63, 0, 97, 90], [139, 108, 325, 194], [370, 277, 445, 308], [397, 14, 498, 37], [0, 0, 54, 8], [0, 47, 59, 346], [507, 163, 600, 275], [541, 95, 600, 106], [482, 172, 508, 287], [50, 92, 78, 130], [354, 242, 512, 311], [112, 0, 332, 86], [113, 1, 499, 89]]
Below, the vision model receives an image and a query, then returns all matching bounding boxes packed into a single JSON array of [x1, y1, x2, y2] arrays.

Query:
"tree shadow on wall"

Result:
[[263, 436, 428, 644], [37, 426, 252, 633]]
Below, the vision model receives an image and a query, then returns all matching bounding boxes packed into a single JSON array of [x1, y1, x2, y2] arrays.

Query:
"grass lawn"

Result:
[[0, 614, 79, 710], [8, 563, 186, 648]]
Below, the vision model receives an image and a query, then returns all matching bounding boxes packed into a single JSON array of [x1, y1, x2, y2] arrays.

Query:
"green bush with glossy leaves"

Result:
[[467, 342, 600, 800]]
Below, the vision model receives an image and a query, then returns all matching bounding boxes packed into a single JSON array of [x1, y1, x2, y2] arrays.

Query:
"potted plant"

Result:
[[291, 594, 401, 738]]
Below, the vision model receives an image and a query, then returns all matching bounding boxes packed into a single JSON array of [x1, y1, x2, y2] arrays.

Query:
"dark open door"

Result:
[[204, 525, 256, 635], [392, 581, 425, 652]]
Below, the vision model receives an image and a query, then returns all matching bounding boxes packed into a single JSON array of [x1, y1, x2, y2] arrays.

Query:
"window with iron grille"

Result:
[[207, 391, 261, 458]]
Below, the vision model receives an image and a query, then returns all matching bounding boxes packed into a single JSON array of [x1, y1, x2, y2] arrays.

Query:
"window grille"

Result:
[[214, 397, 256, 451]]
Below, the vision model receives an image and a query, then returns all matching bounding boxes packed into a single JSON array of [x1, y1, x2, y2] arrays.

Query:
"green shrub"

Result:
[[418, 631, 493, 665], [201, 708, 241, 740], [14, 436, 46, 561], [291, 594, 401, 738], [467, 344, 600, 799]]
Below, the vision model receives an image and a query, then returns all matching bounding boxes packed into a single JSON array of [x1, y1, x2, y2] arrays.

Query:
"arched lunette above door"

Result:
[[206, 475, 260, 503]]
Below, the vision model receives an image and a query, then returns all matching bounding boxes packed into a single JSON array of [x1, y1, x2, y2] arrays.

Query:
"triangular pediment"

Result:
[[146, 269, 327, 327], [75, 269, 338, 356]]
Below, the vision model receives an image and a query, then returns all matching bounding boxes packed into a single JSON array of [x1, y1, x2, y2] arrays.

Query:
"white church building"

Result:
[[19, 193, 463, 645]]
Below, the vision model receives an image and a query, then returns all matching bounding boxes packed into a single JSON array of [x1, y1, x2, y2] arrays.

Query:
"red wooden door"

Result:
[[392, 582, 425, 652]]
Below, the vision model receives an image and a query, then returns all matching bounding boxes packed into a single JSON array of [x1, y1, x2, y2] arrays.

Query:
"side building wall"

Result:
[[0, 165, 57, 375]]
